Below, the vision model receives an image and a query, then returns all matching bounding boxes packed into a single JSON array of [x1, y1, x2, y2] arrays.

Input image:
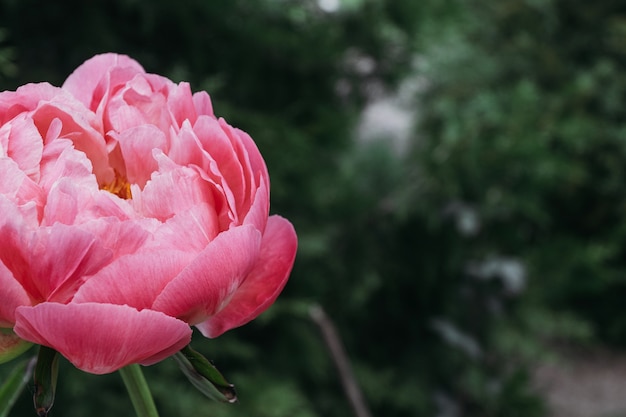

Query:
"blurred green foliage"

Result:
[[1, 0, 625, 416]]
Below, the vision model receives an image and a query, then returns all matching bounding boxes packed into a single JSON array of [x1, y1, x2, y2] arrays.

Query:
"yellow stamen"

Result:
[[101, 171, 133, 199]]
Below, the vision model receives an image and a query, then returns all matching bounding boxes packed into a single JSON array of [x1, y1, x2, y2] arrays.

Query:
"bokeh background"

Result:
[[1, 0, 626, 416]]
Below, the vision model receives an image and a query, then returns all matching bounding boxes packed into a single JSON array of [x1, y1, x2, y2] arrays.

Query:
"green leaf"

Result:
[[0, 329, 33, 364], [174, 345, 237, 403], [33, 346, 59, 417], [0, 357, 35, 417]]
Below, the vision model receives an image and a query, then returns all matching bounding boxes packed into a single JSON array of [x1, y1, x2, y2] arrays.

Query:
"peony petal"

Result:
[[0, 262, 31, 327], [28, 223, 114, 304], [197, 216, 297, 338], [111, 75, 172, 132], [30, 91, 113, 184], [0, 83, 62, 125], [2, 113, 44, 180], [78, 217, 155, 258], [42, 178, 84, 225], [152, 225, 261, 324], [192, 116, 243, 216], [242, 176, 269, 233], [74, 249, 195, 310], [0, 197, 34, 298], [218, 119, 263, 215], [167, 82, 197, 127], [151, 203, 220, 252], [133, 165, 218, 221], [238, 127, 269, 188], [168, 120, 206, 169], [192, 91, 214, 117], [14, 303, 191, 374], [0, 157, 43, 211], [43, 179, 138, 227], [62, 53, 145, 109], [39, 138, 98, 196], [115, 124, 167, 187]]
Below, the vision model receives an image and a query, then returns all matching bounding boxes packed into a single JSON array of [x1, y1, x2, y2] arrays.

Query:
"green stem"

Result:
[[119, 364, 160, 417]]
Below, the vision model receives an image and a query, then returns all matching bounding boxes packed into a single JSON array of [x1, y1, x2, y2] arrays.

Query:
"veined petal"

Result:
[[192, 116, 242, 214], [197, 216, 297, 338], [0, 262, 30, 327], [0, 158, 43, 211], [115, 124, 167, 187], [152, 225, 261, 324], [151, 203, 220, 252], [31, 93, 113, 183], [168, 120, 205, 170], [2, 113, 44, 181], [30, 223, 111, 303], [74, 249, 195, 310], [242, 176, 269, 233], [39, 138, 97, 196], [14, 303, 191, 374], [133, 165, 217, 221]]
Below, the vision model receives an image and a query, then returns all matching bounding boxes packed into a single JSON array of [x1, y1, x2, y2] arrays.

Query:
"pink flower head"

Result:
[[0, 53, 297, 374]]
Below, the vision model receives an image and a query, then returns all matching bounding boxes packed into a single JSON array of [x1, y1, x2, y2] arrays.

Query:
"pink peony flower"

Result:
[[0, 53, 297, 374]]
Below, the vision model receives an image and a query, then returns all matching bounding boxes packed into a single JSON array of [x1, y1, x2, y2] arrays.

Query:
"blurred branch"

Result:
[[309, 304, 373, 417]]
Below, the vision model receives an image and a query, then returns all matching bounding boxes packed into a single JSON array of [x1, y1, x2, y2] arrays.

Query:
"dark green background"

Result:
[[1, 0, 626, 416]]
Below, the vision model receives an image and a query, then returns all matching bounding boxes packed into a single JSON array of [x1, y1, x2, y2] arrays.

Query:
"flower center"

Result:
[[101, 171, 132, 199]]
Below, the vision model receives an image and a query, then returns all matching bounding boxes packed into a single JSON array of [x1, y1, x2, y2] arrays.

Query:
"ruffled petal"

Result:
[[151, 203, 219, 252], [133, 165, 218, 221], [197, 216, 297, 338], [31, 92, 113, 183], [152, 225, 261, 324], [62, 53, 145, 109], [1, 113, 43, 181], [0, 157, 43, 211], [14, 303, 191, 374], [39, 138, 98, 197], [0, 83, 62, 125], [115, 124, 167, 187]]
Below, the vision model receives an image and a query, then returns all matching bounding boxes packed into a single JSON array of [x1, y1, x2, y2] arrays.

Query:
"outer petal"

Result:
[[152, 225, 261, 324], [192, 91, 214, 117], [197, 216, 297, 338], [242, 176, 269, 233], [0, 83, 62, 125], [29, 223, 107, 303], [14, 303, 191, 374], [0, 262, 30, 327]]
